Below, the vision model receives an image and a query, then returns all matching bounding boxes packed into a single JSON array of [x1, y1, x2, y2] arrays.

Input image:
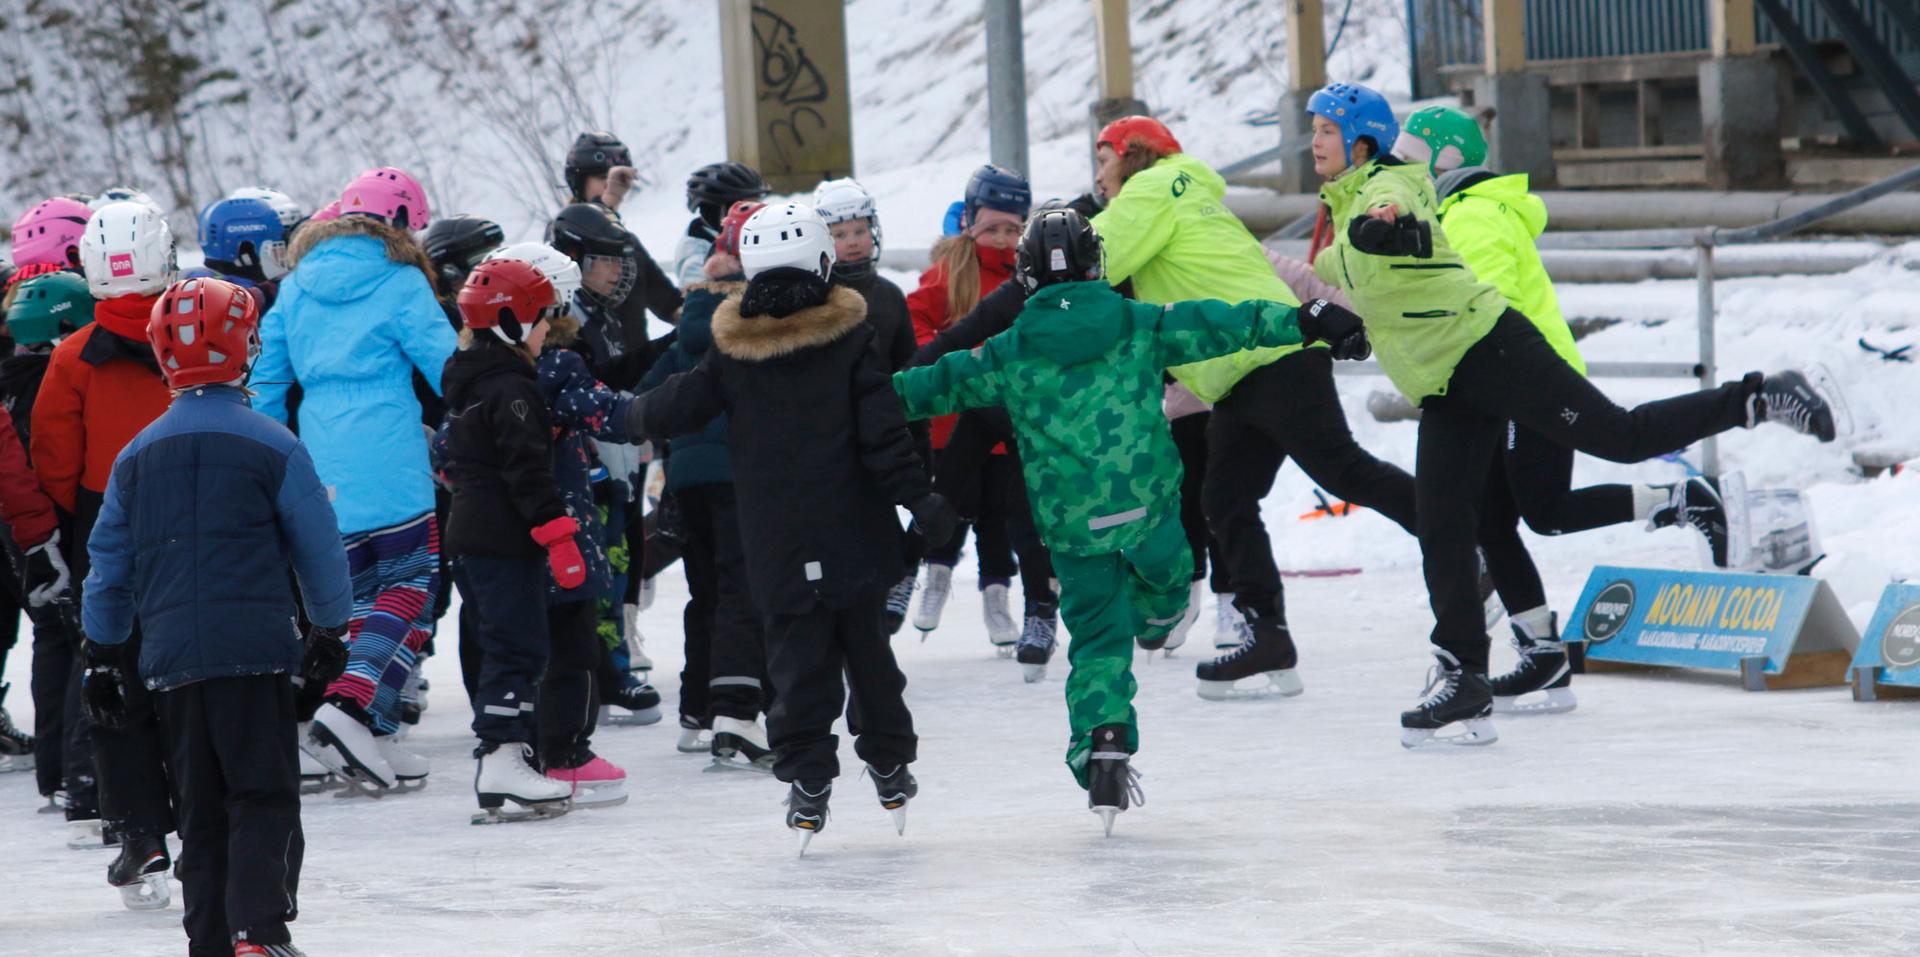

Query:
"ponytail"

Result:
[[931, 234, 983, 328]]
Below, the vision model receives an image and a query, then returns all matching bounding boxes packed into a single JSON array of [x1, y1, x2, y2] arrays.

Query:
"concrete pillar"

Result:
[[1274, 0, 1327, 194], [1700, 56, 1785, 188], [718, 0, 855, 193], [1273, 89, 1320, 194], [1474, 0, 1557, 185]]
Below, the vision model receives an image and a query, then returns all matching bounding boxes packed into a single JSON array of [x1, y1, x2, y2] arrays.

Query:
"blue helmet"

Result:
[[198, 197, 290, 280], [1307, 82, 1399, 164], [962, 164, 1031, 228]]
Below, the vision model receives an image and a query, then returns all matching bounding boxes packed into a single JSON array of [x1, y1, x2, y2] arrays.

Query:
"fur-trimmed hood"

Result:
[[712, 284, 867, 363], [544, 310, 583, 349], [288, 214, 436, 295]]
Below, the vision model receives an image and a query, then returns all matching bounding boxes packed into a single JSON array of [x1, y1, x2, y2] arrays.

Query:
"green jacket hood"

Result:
[[1017, 281, 1125, 366], [1445, 172, 1547, 238]]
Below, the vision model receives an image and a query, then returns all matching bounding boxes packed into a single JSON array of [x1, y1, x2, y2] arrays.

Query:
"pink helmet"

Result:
[[10, 197, 93, 268], [339, 167, 430, 231], [309, 199, 342, 224]]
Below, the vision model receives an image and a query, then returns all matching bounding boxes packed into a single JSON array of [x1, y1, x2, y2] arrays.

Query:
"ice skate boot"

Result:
[[295, 723, 340, 794], [1400, 649, 1498, 749], [374, 735, 430, 792], [864, 763, 917, 835], [785, 780, 832, 856], [675, 716, 713, 753], [1212, 594, 1250, 650], [107, 832, 171, 911], [1086, 725, 1143, 837], [545, 753, 628, 808], [0, 683, 33, 771], [601, 677, 663, 727], [472, 743, 571, 824], [1162, 581, 1204, 657], [881, 574, 917, 637], [1195, 613, 1303, 700], [983, 583, 1019, 654], [1750, 369, 1837, 442], [622, 600, 654, 672], [1015, 612, 1057, 683], [1650, 476, 1730, 567], [308, 702, 396, 794], [709, 715, 775, 773], [913, 563, 952, 636], [1491, 613, 1575, 715]]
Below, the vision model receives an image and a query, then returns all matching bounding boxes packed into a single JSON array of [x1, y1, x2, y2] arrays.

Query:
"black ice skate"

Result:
[[708, 716, 775, 774], [1750, 370, 1837, 442], [1650, 476, 1730, 567], [107, 832, 171, 911], [1491, 614, 1575, 715], [864, 763, 917, 835], [785, 780, 832, 856], [601, 678, 664, 727], [1194, 614, 1303, 701], [882, 574, 916, 637], [0, 683, 34, 774], [1400, 649, 1498, 749], [1086, 725, 1143, 837], [1016, 612, 1058, 683]]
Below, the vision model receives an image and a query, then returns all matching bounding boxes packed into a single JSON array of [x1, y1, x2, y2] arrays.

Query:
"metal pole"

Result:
[[1695, 241, 1720, 478], [985, 0, 1029, 176]]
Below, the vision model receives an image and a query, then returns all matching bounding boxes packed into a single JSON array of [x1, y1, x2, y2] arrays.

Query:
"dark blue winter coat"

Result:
[[638, 278, 742, 493], [537, 324, 633, 602], [82, 386, 353, 691]]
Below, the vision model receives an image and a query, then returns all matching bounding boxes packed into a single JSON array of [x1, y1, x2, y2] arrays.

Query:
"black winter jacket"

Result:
[[840, 272, 915, 372], [440, 341, 569, 559], [629, 286, 929, 615]]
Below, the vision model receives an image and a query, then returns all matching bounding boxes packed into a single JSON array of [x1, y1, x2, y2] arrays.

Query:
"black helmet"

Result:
[[686, 162, 771, 229], [547, 202, 638, 309], [1015, 208, 1103, 294], [423, 215, 505, 295], [564, 131, 632, 201]]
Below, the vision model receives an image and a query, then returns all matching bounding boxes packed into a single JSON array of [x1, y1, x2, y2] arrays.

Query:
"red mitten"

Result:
[[531, 516, 587, 590]]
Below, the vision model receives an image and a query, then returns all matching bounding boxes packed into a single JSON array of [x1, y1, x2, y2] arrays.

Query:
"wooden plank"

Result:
[[1762, 649, 1854, 690], [1285, 0, 1327, 92], [1092, 0, 1135, 101], [1556, 144, 1705, 160], [1484, 0, 1527, 76], [1638, 80, 1664, 147], [1441, 49, 1784, 87]]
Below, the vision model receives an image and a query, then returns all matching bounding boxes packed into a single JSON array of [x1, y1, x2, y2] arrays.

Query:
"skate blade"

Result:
[[1492, 687, 1577, 716], [569, 787, 630, 809], [602, 705, 664, 727], [797, 829, 817, 857], [1022, 662, 1047, 683], [299, 775, 343, 795], [676, 737, 713, 754], [66, 823, 108, 851], [118, 874, 170, 911], [889, 806, 907, 836], [330, 770, 395, 799], [471, 799, 571, 825], [705, 755, 775, 775], [1092, 807, 1118, 837], [307, 728, 397, 791], [1195, 670, 1304, 701], [1400, 717, 1499, 749]]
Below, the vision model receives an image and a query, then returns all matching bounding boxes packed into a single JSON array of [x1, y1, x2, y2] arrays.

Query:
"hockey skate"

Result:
[[1212, 595, 1251, 650], [1650, 476, 1731, 567], [1751, 369, 1841, 443], [107, 832, 171, 911], [1492, 614, 1575, 715], [235, 943, 309, 956], [1016, 613, 1058, 683], [0, 684, 33, 771], [1162, 581, 1204, 657], [864, 764, 917, 836], [785, 780, 832, 856], [546, 754, 628, 808], [1195, 614, 1303, 700], [675, 716, 713, 753], [881, 574, 917, 637], [708, 715, 775, 774], [472, 743, 572, 824], [601, 677, 663, 727], [983, 583, 1020, 654], [1086, 725, 1143, 837], [1400, 649, 1498, 749], [308, 702, 397, 795], [914, 564, 953, 637]]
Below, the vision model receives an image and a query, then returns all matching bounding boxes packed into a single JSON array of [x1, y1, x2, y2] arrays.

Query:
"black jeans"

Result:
[[764, 593, 915, 784], [454, 554, 549, 747], [538, 598, 603, 768], [156, 675, 302, 951], [1204, 349, 1418, 622], [1171, 411, 1228, 593], [675, 483, 767, 725], [1419, 310, 1756, 669]]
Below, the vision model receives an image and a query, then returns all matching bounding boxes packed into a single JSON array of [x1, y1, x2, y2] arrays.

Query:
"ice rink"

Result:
[[5, 555, 1918, 956]]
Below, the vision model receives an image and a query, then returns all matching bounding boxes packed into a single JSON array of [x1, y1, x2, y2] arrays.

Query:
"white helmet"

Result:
[[88, 186, 159, 213], [227, 186, 307, 229], [485, 241, 583, 310], [812, 178, 883, 273], [739, 203, 835, 282], [80, 201, 177, 299]]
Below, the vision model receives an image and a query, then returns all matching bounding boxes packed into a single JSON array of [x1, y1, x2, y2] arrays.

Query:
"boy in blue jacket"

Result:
[[81, 277, 352, 957]]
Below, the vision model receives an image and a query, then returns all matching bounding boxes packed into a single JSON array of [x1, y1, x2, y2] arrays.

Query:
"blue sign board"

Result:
[[1569, 565, 1855, 676], [1848, 584, 1920, 689]]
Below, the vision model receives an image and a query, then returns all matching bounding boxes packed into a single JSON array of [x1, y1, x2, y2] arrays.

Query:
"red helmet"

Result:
[[714, 200, 766, 258], [1096, 115, 1182, 158], [148, 278, 261, 389], [457, 257, 556, 343]]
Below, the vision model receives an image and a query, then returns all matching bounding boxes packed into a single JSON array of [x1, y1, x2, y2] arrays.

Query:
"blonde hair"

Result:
[[457, 327, 536, 366], [929, 234, 983, 328]]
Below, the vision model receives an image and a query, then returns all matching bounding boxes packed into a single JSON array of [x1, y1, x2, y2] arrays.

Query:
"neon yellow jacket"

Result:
[[1092, 153, 1311, 403], [1439, 173, 1585, 375], [1312, 159, 1506, 402]]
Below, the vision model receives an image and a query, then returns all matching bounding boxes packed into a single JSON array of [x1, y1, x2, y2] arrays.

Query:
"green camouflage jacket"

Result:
[[892, 280, 1302, 556]]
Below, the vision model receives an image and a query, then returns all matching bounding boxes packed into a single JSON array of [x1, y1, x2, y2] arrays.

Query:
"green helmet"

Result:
[[7, 271, 95, 346], [1405, 106, 1487, 175]]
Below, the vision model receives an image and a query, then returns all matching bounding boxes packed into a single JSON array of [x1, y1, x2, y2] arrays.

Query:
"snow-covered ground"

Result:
[[3, 248, 1918, 954]]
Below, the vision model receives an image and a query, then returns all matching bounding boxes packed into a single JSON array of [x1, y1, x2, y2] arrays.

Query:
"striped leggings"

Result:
[[324, 513, 441, 735]]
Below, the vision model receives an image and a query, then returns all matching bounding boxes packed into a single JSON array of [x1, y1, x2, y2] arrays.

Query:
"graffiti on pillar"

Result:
[[750, 6, 829, 168]]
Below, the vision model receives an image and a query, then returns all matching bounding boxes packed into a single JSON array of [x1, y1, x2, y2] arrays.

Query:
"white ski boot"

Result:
[[708, 715, 775, 773], [914, 563, 953, 636], [1212, 594, 1251, 650], [308, 703, 397, 795], [472, 743, 572, 824], [982, 583, 1019, 654]]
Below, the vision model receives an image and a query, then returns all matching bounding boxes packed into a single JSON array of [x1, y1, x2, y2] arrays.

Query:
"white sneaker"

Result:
[[309, 703, 397, 790], [982, 583, 1018, 649], [376, 736, 430, 782], [1165, 581, 1205, 654], [1213, 594, 1250, 650], [914, 564, 953, 634], [474, 743, 570, 807]]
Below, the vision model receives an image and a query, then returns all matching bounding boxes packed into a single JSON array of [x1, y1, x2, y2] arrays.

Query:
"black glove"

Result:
[[300, 622, 350, 690], [22, 530, 71, 607], [907, 493, 959, 546], [1348, 212, 1433, 258], [1298, 299, 1372, 361], [81, 640, 131, 731]]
